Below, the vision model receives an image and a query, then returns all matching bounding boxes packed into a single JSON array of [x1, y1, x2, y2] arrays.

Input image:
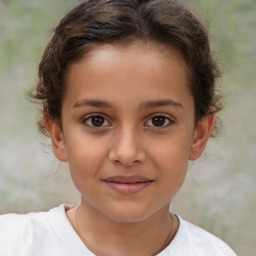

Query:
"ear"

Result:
[[189, 113, 216, 161], [44, 115, 68, 162]]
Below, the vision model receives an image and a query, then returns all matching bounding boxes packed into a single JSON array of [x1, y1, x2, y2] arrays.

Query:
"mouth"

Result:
[[102, 175, 154, 194]]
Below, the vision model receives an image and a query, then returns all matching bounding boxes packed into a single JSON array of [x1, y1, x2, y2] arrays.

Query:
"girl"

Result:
[[0, 0, 237, 255]]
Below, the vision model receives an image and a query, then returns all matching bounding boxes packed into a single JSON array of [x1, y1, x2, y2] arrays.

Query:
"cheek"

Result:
[[154, 146, 189, 176], [66, 134, 109, 179], [67, 140, 107, 198], [154, 144, 189, 196], [149, 133, 192, 162], [147, 132, 192, 178]]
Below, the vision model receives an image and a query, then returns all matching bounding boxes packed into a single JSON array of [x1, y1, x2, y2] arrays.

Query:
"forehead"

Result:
[[66, 41, 190, 84], [64, 41, 193, 109]]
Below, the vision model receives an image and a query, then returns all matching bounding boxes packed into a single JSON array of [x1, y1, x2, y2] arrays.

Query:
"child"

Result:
[[0, 0, 237, 255]]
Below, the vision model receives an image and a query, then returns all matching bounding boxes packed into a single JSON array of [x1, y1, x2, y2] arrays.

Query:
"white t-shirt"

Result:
[[0, 205, 237, 256]]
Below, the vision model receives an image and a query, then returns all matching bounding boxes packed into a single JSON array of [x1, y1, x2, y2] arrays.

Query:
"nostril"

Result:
[[113, 158, 138, 167], [108, 133, 146, 166], [109, 148, 145, 166]]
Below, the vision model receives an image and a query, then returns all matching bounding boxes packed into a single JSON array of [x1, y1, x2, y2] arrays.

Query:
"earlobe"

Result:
[[189, 113, 216, 161], [44, 115, 68, 162]]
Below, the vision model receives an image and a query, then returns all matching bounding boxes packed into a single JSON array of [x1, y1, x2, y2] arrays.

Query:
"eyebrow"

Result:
[[73, 99, 183, 110], [73, 99, 115, 109], [139, 99, 183, 110]]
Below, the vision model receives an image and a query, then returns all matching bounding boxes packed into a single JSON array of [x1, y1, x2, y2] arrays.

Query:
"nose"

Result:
[[109, 126, 146, 167]]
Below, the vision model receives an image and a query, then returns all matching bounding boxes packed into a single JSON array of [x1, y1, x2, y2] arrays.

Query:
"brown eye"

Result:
[[91, 116, 104, 126], [145, 115, 173, 128], [152, 116, 166, 126], [84, 115, 110, 127]]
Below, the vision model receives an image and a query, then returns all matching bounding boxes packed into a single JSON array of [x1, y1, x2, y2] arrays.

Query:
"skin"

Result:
[[45, 41, 215, 256]]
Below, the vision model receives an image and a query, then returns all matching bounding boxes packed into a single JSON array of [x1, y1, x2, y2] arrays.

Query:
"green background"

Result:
[[0, 0, 255, 255]]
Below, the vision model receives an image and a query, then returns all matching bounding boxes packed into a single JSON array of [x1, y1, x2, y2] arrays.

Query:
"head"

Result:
[[29, 0, 222, 221], [30, 0, 221, 136]]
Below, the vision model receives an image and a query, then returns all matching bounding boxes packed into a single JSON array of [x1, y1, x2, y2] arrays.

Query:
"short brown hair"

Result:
[[29, 0, 222, 137]]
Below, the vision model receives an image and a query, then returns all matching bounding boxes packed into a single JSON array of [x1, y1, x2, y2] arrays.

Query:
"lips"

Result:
[[103, 175, 153, 194]]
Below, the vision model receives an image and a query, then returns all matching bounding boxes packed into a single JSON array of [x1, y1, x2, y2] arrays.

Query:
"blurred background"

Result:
[[0, 0, 255, 255]]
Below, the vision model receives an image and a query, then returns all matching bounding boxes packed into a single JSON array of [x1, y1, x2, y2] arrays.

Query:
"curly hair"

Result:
[[29, 0, 222, 137]]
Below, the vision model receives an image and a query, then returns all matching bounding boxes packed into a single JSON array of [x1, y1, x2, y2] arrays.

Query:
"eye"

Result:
[[145, 115, 173, 128], [83, 114, 110, 128]]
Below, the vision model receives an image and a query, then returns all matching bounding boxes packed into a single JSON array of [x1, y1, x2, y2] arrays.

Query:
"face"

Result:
[[47, 41, 214, 222]]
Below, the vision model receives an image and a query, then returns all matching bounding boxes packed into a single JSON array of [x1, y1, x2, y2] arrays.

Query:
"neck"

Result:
[[67, 198, 178, 256]]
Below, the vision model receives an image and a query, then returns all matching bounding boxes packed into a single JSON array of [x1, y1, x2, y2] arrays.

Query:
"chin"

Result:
[[102, 204, 154, 223]]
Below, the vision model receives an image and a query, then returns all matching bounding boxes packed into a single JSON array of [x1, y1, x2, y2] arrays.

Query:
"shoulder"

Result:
[[161, 215, 237, 256], [0, 205, 67, 256], [0, 204, 64, 234]]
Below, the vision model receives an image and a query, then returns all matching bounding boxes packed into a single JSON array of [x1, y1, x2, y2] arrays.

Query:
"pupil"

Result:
[[152, 116, 165, 126], [92, 116, 104, 126]]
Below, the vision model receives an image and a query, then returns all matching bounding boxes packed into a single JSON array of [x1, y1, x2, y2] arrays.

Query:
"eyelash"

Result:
[[82, 113, 174, 129], [83, 114, 111, 128], [144, 114, 174, 128]]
